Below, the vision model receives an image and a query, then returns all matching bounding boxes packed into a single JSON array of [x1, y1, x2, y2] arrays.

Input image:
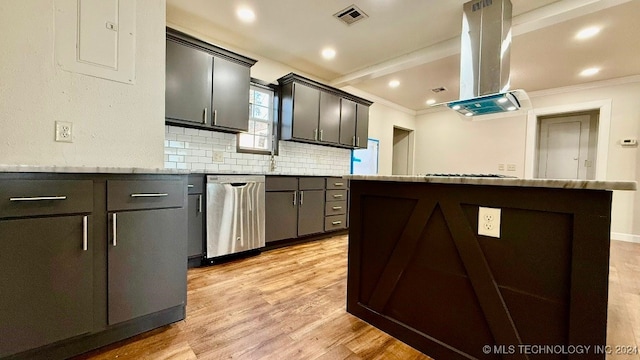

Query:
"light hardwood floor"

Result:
[[75, 236, 640, 360]]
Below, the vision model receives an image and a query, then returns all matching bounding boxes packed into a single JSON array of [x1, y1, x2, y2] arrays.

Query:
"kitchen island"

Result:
[[344, 175, 636, 360]]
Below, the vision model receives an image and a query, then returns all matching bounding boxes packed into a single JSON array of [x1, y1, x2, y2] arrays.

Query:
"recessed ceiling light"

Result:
[[321, 48, 336, 60], [236, 7, 256, 23], [580, 67, 600, 77], [388, 80, 400, 88], [576, 26, 600, 40], [426, 99, 436, 105]]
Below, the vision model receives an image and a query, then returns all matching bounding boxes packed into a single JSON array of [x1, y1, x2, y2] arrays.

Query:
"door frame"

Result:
[[525, 99, 611, 180], [392, 126, 415, 175]]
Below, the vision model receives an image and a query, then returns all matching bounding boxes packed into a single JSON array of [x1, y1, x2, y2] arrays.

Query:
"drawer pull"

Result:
[[333, 194, 343, 198], [9, 196, 67, 202], [334, 182, 344, 186], [198, 195, 202, 213], [130, 193, 169, 198], [82, 216, 88, 251], [188, 184, 195, 188], [332, 221, 342, 225], [332, 206, 343, 210], [112, 213, 117, 247]]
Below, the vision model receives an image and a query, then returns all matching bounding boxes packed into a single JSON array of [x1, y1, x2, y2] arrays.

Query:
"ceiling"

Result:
[[166, 0, 640, 112]]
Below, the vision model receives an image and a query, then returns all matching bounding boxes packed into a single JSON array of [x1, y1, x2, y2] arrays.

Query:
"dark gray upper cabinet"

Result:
[[356, 103, 370, 149], [291, 82, 320, 141], [166, 28, 256, 133], [211, 56, 250, 131], [339, 98, 357, 147], [165, 39, 212, 126], [319, 91, 341, 144], [278, 73, 373, 149]]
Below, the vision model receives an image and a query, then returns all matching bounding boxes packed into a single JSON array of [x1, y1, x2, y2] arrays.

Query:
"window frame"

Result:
[[237, 79, 279, 155]]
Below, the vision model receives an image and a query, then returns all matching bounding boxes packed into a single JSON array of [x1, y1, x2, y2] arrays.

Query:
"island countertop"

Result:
[[343, 174, 637, 191]]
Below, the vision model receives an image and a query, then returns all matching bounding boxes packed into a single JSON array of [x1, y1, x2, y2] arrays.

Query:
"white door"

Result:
[[537, 115, 590, 179]]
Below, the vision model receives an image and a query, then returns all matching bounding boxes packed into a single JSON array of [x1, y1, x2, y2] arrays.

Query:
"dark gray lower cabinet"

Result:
[[265, 191, 297, 242], [297, 190, 324, 236], [108, 208, 187, 325], [0, 215, 93, 358]]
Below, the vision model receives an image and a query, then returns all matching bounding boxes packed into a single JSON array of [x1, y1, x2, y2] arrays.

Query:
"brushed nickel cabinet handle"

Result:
[[319, 129, 323, 141], [332, 221, 342, 225], [203, 108, 208, 124], [333, 194, 343, 198], [314, 129, 318, 141], [300, 191, 304, 205], [352, 136, 356, 146], [130, 193, 168, 198], [213, 109, 218, 125], [188, 184, 194, 188], [197, 195, 202, 213], [357, 137, 360, 147], [334, 182, 344, 186], [9, 196, 67, 201], [293, 191, 297, 206], [112, 213, 117, 247], [82, 216, 88, 251], [332, 206, 342, 210]]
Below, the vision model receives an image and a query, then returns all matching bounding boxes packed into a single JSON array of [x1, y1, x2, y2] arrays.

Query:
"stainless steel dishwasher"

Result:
[[205, 175, 265, 261]]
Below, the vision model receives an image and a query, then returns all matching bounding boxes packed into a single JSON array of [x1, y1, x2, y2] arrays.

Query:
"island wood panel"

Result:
[[347, 180, 612, 360]]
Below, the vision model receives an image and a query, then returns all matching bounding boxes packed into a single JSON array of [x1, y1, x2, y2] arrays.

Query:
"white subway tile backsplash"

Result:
[[165, 125, 350, 175]]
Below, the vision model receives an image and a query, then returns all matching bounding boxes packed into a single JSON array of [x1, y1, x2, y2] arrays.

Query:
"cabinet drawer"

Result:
[[299, 177, 325, 190], [326, 177, 348, 190], [0, 180, 93, 219], [265, 176, 298, 191], [187, 175, 204, 194], [325, 200, 347, 216], [325, 214, 347, 231], [107, 180, 185, 211], [326, 189, 348, 202]]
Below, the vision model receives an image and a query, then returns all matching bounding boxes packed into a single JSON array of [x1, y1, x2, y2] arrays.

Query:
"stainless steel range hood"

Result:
[[447, 0, 529, 118]]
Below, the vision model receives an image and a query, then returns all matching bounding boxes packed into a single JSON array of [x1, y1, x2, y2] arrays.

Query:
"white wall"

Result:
[[0, 0, 166, 168], [414, 80, 640, 236]]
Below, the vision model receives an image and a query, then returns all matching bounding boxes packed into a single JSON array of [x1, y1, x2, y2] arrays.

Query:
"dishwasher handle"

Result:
[[230, 183, 248, 187]]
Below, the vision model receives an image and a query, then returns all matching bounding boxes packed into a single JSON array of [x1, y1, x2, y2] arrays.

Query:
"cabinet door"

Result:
[[0, 216, 93, 358], [355, 103, 370, 149], [187, 193, 203, 258], [108, 208, 187, 325], [297, 190, 325, 236], [318, 91, 340, 144], [291, 83, 320, 141], [165, 39, 212, 125], [212, 56, 250, 131], [265, 191, 298, 243], [339, 98, 357, 147]]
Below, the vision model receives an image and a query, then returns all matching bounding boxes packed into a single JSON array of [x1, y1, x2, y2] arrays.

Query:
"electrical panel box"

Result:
[[55, 0, 136, 84]]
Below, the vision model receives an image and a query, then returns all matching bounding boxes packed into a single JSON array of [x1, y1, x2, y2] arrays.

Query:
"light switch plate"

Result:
[[478, 207, 501, 238]]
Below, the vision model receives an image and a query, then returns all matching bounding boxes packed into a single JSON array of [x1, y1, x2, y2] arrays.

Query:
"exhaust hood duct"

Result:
[[447, 0, 529, 118]]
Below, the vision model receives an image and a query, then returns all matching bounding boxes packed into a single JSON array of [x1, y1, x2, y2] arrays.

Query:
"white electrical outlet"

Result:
[[507, 164, 516, 171], [212, 151, 224, 163], [55, 121, 73, 143], [478, 207, 501, 238]]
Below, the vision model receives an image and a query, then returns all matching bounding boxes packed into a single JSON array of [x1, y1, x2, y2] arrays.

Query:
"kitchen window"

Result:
[[238, 83, 275, 154]]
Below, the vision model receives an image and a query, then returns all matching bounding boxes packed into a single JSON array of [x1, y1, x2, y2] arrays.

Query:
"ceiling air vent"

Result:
[[334, 5, 368, 25], [431, 87, 447, 93]]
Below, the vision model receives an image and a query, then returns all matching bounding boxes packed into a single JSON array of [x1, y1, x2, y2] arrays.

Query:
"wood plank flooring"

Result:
[[74, 236, 640, 360]]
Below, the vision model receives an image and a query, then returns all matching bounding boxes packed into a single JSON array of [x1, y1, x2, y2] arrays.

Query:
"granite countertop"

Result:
[[343, 175, 637, 191], [0, 165, 190, 175]]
